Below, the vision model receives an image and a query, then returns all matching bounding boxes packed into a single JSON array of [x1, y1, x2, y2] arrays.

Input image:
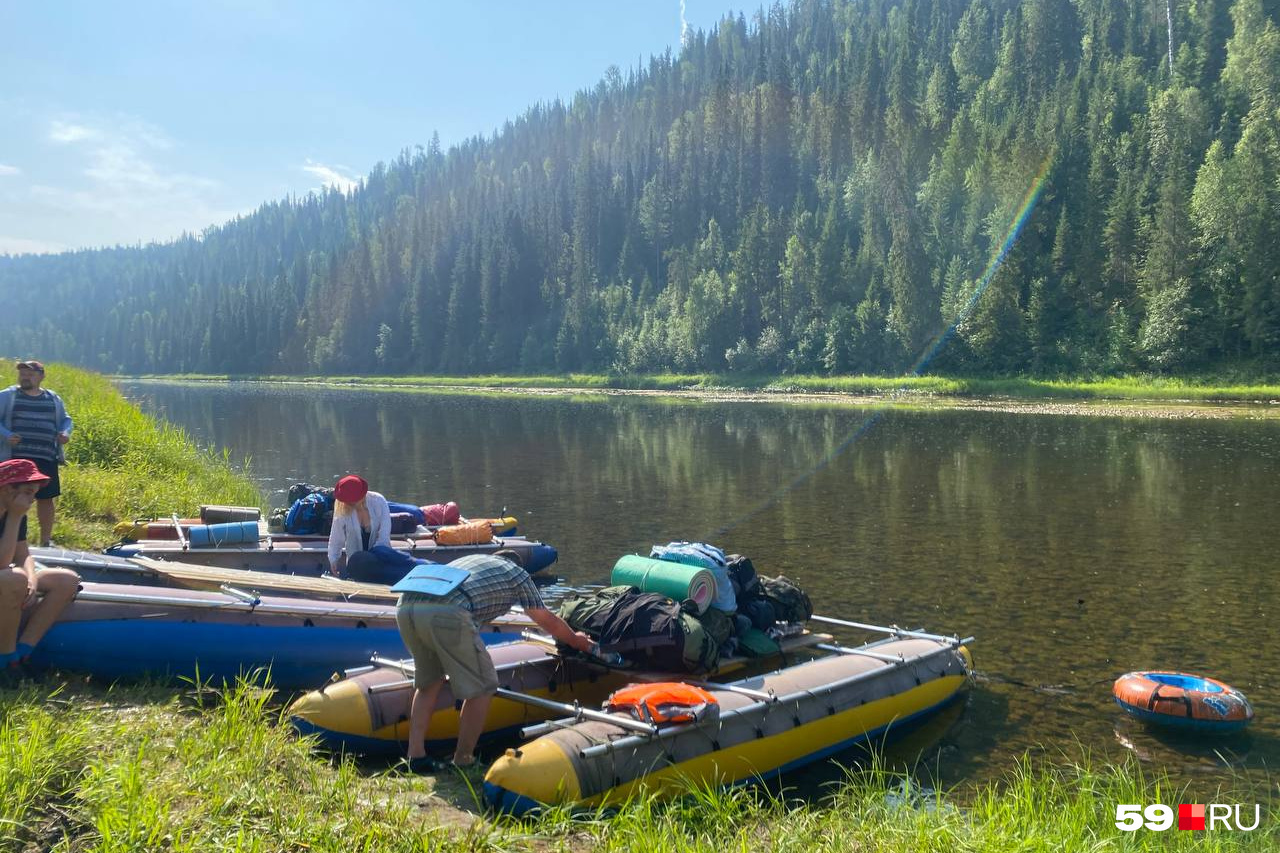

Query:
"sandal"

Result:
[[401, 756, 452, 775]]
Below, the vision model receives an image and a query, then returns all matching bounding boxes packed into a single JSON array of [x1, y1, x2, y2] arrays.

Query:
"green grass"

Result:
[[130, 371, 1280, 403], [38, 364, 263, 549], [1, 678, 1273, 851]]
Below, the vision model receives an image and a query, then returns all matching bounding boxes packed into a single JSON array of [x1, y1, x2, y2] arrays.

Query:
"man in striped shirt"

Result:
[[0, 361, 72, 547], [396, 549, 593, 772]]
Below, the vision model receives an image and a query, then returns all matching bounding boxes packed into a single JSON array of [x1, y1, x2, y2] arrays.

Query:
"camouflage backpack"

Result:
[[758, 575, 813, 623]]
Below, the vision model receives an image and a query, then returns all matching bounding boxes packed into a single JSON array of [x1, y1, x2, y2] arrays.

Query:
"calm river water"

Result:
[[120, 381, 1280, 794]]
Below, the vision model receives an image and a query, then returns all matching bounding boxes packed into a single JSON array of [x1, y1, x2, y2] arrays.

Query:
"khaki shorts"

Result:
[[395, 600, 497, 699]]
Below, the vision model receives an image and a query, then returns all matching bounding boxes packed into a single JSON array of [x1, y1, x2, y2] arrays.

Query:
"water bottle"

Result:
[[591, 643, 626, 666]]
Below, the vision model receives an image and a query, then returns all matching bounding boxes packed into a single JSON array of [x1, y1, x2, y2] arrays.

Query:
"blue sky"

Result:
[[0, 1, 742, 255]]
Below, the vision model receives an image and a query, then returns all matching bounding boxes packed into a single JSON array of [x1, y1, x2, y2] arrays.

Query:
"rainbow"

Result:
[[711, 152, 1054, 539], [908, 154, 1054, 378]]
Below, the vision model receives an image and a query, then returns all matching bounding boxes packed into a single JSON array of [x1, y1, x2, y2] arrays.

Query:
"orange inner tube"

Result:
[[1113, 672, 1252, 723]]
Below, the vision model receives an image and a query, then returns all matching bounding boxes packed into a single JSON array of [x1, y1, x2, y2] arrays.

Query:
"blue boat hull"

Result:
[[27, 583, 521, 690]]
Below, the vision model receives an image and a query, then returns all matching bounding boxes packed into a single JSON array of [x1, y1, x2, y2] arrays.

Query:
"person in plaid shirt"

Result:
[[396, 549, 593, 772]]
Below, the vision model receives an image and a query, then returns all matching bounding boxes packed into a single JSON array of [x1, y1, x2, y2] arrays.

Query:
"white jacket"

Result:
[[327, 491, 392, 569]]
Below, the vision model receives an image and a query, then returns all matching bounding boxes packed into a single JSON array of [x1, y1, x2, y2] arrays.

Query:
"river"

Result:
[[118, 380, 1280, 795]]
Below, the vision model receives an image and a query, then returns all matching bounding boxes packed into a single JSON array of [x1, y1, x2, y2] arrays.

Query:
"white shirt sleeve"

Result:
[[368, 492, 392, 549]]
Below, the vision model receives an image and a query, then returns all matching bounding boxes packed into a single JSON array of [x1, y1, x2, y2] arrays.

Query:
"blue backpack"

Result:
[[284, 492, 333, 535]]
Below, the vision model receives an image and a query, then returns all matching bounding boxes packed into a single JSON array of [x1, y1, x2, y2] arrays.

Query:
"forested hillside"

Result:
[[2, 0, 1278, 376]]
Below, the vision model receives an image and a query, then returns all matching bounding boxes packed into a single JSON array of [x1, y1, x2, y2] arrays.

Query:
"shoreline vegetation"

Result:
[[4, 677, 1275, 851], [134, 371, 1280, 405], [3, 365, 1273, 850]]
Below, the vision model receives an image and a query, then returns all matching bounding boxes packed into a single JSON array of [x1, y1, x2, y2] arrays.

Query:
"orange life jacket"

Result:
[[604, 682, 719, 726]]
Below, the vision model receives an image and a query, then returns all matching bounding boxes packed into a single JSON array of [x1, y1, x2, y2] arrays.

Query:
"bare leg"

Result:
[[453, 691, 493, 765], [36, 498, 54, 546], [0, 570, 26, 654], [406, 679, 446, 760], [17, 567, 78, 648]]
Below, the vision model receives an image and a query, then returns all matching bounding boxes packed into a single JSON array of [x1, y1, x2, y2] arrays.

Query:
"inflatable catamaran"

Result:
[[483, 618, 972, 814]]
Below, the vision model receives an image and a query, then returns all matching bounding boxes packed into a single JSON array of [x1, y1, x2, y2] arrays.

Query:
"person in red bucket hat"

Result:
[[326, 474, 393, 578], [0, 459, 79, 676]]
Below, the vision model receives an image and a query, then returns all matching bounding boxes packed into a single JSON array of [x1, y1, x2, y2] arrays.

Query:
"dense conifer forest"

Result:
[[2, 0, 1278, 377]]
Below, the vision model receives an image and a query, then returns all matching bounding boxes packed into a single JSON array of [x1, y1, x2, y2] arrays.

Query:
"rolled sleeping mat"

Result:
[[114, 520, 189, 541], [610, 554, 715, 615], [200, 505, 262, 524], [187, 521, 260, 547]]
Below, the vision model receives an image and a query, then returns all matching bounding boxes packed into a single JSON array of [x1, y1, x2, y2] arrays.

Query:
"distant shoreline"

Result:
[[118, 373, 1280, 419]]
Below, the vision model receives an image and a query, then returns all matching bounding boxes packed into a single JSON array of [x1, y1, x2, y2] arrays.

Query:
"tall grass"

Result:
[[34, 364, 262, 548], [3, 678, 1272, 851]]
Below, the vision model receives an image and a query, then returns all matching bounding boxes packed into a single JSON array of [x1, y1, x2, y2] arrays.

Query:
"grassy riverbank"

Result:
[[137, 371, 1280, 404], [39, 364, 262, 549], [2, 678, 1273, 851]]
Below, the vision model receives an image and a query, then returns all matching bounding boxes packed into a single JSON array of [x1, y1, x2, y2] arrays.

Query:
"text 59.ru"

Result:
[[1116, 804, 1261, 832]]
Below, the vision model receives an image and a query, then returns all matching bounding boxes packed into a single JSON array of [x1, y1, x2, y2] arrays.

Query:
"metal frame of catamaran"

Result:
[[358, 614, 974, 751]]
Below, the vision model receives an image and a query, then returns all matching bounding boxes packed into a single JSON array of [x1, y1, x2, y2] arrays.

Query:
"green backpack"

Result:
[[557, 585, 636, 631], [678, 611, 720, 673], [693, 606, 735, 650], [759, 575, 814, 623], [557, 585, 720, 673]]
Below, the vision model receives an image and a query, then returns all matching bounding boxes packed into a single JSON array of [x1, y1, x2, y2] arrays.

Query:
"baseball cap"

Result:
[[15, 360, 44, 373]]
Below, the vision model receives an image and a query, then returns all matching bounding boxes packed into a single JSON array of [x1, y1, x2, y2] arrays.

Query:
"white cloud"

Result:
[[0, 164, 19, 176], [49, 120, 98, 143], [17, 114, 236, 247], [0, 235, 67, 255], [302, 159, 358, 193]]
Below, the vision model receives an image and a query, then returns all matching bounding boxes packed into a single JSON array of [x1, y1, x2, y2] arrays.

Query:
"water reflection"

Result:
[[119, 381, 1280, 794]]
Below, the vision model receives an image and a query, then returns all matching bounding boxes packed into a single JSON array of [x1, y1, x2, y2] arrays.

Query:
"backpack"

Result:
[[604, 682, 720, 726], [759, 575, 813, 623], [267, 507, 288, 532], [422, 502, 462, 526], [726, 554, 760, 601], [557, 586, 719, 673], [650, 542, 736, 612], [558, 585, 636, 630], [284, 492, 333, 535], [741, 598, 777, 630], [694, 606, 735, 650], [287, 482, 333, 505]]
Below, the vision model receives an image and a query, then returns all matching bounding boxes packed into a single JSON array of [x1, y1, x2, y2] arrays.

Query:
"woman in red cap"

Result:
[[0, 458, 79, 674], [326, 474, 392, 578]]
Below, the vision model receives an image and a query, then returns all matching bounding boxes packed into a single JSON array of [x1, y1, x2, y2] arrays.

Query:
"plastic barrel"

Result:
[[525, 544, 558, 574], [188, 521, 260, 547], [200, 505, 262, 524], [610, 554, 715, 614]]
